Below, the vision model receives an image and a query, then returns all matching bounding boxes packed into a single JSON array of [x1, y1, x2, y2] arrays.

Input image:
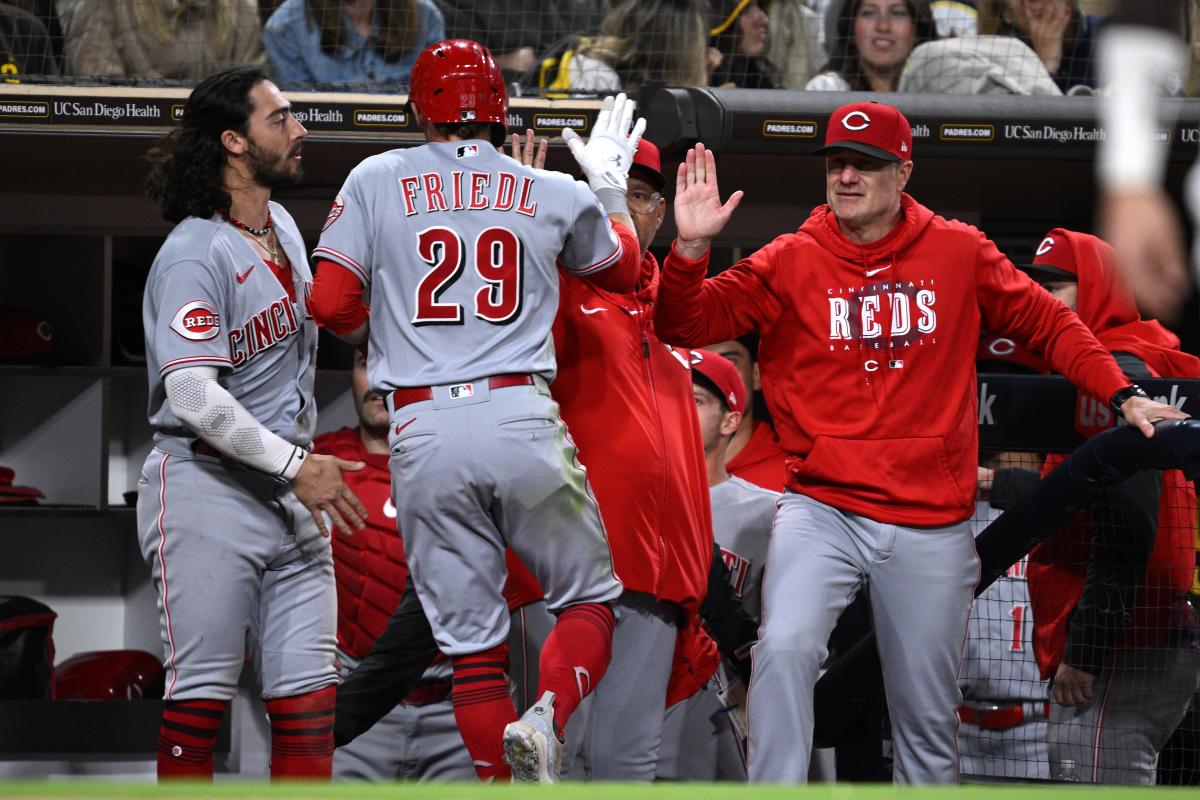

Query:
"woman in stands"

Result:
[[806, 0, 937, 91], [979, 0, 1103, 93], [709, 0, 776, 88], [263, 0, 444, 89], [563, 0, 711, 92], [65, 0, 263, 80]]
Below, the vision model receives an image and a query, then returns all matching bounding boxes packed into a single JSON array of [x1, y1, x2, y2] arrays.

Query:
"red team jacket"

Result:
[[726, 419, 789, 492], [1025, 230, 1200, 678], [312, 427, 408, 658], [504, 252, 713, 612], [657, 195, 1130, 526], [502, 251, 719, 703]]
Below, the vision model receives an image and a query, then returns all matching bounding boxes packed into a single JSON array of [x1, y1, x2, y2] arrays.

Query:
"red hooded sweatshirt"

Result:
[[727, 419, 790, 492], [1025, 229, 1199, 678], [502, 251, 713, 614], [657, 195, 1130, 526]]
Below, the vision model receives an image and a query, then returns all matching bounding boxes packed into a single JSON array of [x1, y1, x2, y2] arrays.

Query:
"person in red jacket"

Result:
[[1021, 229, 1200, 784], [704, 333, 790, 492], [529, 137, 714, 780], [314, 352, 475, 781], [654, 100, 1186, 784]]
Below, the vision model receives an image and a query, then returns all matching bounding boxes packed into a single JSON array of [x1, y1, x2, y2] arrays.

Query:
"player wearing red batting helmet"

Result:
[[655, 100, 1186, 784], [408, 38, 509, 146]]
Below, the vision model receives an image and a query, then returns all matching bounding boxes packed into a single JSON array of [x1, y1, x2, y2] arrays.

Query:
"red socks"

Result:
[[157, 698, 228, 780], [265, 686, 335, 780], [452, 644, 518, 781], [537, 602, 616, 732]]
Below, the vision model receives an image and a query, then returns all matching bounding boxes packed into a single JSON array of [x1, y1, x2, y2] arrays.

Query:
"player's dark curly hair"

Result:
[[823, 0, 937, 92], [145, 66, 268, 224]]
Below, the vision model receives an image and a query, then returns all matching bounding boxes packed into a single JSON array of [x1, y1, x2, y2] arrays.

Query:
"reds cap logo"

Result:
[[322, 195, 345, 232], [1036, 236, 1055, 256], [170, 301, 220, 341], [842, 110, 871, 131]]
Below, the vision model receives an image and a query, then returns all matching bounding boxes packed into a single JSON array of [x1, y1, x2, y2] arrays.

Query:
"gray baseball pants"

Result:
[[748, 492, 978, 784]]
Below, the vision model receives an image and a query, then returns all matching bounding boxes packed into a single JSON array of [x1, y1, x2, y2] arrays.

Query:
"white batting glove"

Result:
[[562, 93, 647, 195]]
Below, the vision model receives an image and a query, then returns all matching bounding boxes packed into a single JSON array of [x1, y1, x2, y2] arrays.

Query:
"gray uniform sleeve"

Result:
[[150, 260, 232, 375], [558, 178, 624, 278], [313, 166, 374, 285]]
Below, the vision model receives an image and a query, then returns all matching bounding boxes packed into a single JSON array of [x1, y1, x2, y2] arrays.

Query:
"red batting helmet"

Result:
[[54, 650, 165, 701], [409, 39, 508, 142]]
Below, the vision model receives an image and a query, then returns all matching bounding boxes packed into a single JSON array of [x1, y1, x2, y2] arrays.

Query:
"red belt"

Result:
[[389, 373, 534, 411], [401, 679, 452, 707], [193, 441, 221, 458], [958, 702, 1049, 731]]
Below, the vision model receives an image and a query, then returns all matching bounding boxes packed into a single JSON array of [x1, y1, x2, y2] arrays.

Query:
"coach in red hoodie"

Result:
[[1022, 229, 1200, 784], [654, 101, 1186, 784]]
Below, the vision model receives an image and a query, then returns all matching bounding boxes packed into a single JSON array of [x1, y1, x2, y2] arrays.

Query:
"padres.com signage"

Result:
[[0, 89, 602, 139]]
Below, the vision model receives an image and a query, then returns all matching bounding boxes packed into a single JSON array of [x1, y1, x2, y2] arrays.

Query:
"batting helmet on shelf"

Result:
[[408, 39, 508, 144], [54, 650, 165, 701]]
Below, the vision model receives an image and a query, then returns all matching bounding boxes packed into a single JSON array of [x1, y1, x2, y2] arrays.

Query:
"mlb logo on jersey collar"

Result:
[[456, 144, 480, 159]]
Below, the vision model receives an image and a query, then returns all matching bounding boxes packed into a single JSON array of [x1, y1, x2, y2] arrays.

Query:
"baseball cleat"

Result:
[[502, 690, 563, 783]]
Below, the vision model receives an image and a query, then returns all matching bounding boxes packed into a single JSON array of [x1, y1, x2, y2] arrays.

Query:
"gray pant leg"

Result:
[[136, 450, 277, 701], [258, 488, 337, 699], [870, 521, 977, 784], [1049, 645, 1200, 784], [569, 592, 679, 781], [334, 705, 412, 781], [657, 678, 741, 781], [747, 494, 867, 783], [509, 600, 554, 713], [959, 720, 1050, 780]]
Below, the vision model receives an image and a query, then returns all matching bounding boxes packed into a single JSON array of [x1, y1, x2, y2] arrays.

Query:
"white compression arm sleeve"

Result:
[[1098, 26, 1188, 190], [164, 365, 308, 480]]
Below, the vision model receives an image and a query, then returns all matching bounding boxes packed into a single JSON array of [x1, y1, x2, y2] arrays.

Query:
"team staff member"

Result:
[[508, 137, 714, 781], [704, 335, 789, 492], [309, 40, 643, 782], [139, 66, 366, 781], [315, 353, 475, 781], [655, 101, 1187, 784], [1023, 229, 1200, 784]]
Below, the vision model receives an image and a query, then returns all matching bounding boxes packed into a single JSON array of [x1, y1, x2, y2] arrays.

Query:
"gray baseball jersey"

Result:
[[315, 137, 623, 660], [711, 476, 781, 622], [958, 500, 1051, 780], [144, 202, 316, 450], [314, 139, 624, 389], [137, 204, 335, 703]]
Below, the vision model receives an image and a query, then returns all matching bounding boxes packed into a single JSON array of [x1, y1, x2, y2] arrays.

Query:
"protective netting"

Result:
[[961, 447, 1200, 784], [4, 1, 1199, 97]]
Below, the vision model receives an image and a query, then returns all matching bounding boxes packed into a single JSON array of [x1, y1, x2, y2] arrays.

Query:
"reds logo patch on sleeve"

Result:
[[170, 300, 220, 341], [322, 194, 345, 232]]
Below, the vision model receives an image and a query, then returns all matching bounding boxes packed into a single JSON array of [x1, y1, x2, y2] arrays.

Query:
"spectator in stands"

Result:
[[65, 0, 263, 80], [979, 0, 1102, 92], [263, 0, 444, 89], [930, 0, 978, 36], [807, 0, 937, 92], [765, 0, 826, 88], [437, 0, 610, 81], [709, 0, 775, 88], [1023, 229, 1200, 784], [4, 0, 66, 62], [1, 1, 59, 80], [559, 0, 710, 92]]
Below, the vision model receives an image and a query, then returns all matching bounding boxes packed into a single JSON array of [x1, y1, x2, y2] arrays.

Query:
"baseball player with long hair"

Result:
[[655, 100, 1187, 784], [139, 65, 366, 781], [308, 40, 645, 782]]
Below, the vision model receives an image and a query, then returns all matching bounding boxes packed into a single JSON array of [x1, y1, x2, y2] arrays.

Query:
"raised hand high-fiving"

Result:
[[673, 143, 744, 259]]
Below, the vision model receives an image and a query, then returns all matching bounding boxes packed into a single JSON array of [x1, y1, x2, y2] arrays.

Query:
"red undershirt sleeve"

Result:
[[309, 259, 368, 335]]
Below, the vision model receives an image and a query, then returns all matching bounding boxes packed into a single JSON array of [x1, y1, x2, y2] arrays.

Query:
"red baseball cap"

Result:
[[1017, 229, 1079, 284], [690, 349, 747, 415], [814, 101, 913, 163], [629, 139, 665, 191]]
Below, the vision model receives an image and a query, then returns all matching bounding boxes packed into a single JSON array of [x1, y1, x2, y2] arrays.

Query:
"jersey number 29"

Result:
[[413, 226, 523, 326]]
